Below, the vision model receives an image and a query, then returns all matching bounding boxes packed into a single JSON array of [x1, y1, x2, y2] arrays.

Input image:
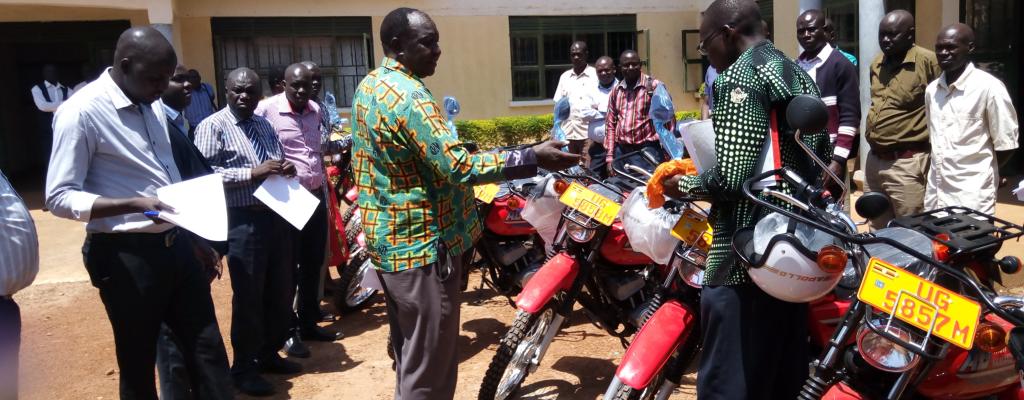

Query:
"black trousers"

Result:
[[295, 193, 329, 328], [227, 207, 295, 374], [36, 112, 53, 166], [156, 325, 190, 400], [588, 141, 609, 180], [697, 283, 809, 400], [0, 297, 20, 400], [82, 230, 232, 400]]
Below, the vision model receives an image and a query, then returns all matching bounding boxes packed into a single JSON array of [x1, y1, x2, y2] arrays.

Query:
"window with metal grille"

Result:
[[211, 17, 373, 108], [509, 15, 637, 101]]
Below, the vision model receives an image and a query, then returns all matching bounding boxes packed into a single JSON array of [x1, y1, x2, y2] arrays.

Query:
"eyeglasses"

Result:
[[697, 25, 731, 56]]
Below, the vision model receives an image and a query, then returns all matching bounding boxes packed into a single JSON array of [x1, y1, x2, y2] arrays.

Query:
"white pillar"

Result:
[[799, 0, 822, 15], [857, 0, 885, 174], [151, 23, 173, 45]]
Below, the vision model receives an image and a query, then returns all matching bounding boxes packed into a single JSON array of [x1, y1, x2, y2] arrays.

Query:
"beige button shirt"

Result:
[[925, 63, 1019, 214], [553, 65, 598, 140]]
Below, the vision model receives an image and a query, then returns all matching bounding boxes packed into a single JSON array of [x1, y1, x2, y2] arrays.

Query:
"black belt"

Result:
[[88, 228, 182, 248]]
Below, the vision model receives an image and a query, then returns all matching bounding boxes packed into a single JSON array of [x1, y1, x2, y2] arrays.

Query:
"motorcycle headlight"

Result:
[[565, 221, 595, 243], [856, 320, 921, 373]]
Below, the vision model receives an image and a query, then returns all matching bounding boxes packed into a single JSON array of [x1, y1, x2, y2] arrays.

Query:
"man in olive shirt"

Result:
[[864, 10, 941, 227]]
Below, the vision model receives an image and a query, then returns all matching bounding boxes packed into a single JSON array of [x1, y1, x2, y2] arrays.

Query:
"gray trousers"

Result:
[[378, 248, 468, 400]]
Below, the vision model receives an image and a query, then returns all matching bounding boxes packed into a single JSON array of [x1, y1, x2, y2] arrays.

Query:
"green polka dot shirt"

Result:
[[678, 41, 831, 286]]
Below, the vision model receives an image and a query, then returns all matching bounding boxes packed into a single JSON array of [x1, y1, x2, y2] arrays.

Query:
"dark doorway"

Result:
[[961, 0, 1023, 173], [0, 20, 129, 192]]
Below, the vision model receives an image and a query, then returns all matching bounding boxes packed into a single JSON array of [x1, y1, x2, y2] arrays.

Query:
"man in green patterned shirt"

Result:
[[351, 8, 579, 399], [664, 1, 830, 398]]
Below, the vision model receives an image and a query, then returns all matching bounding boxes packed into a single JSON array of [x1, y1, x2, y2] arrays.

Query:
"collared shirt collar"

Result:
[[617, 73, 651, 90], [598, 78, 618, 91], [938, 62, 976, 92], [99, 68, 136, 110], [801, 43, 834, 62], [162, 102, 182, 121], [884, 44, 925, 66], [382, 57, 421, 82], [569, 65, 596, 79], [44, 80, 62, 89], [273, 92, 312, 116], [225, 107, 252, 126]]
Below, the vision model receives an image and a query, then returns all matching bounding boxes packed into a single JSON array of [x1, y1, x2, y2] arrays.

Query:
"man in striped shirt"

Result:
[[603, 49, 667, 175], [193, 67, 299, 397]]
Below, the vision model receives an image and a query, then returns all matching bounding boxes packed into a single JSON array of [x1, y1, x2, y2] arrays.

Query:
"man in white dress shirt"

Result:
[[31, 64, 69, 164], [553, 41, 598, 156], [925, 23, 1019, 214], [0, 168, 38, 400], [585, 56, 618, 178]]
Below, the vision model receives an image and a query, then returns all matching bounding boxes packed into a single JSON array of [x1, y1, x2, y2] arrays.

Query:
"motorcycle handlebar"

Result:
[[740, 168, 1024, 327]]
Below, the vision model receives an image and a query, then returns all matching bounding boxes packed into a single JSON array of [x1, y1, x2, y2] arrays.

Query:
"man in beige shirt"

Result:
[[925, 24, 1018, 214], [864, 10, 942, 227]]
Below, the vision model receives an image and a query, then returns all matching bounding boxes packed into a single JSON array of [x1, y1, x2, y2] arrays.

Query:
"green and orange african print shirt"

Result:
[[351, 58, 534, 272]]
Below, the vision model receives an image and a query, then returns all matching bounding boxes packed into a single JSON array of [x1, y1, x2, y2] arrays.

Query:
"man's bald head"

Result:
[[284, 63, 313, 110], [380, 7, 441, 78], [701, 0, 764, 70], [225, 67, 261, 118], [595, 56, 616, 86], [570, 41, 589, 71], [110, 26, 177, 104], [300, 60, 323, 99], [878, 10, 915, 57], [797, 9, 828, 56], [935, 23, 976, 75], [380, 7, 427, 54]]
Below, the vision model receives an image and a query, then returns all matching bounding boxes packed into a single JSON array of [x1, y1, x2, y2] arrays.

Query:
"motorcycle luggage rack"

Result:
[[891, 206, 1024, 255], [862, 290, 948, 360], [561, 199, 606, 230]]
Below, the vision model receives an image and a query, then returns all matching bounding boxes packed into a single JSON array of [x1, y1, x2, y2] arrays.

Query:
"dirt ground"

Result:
[[14, 187, 1024, 400]]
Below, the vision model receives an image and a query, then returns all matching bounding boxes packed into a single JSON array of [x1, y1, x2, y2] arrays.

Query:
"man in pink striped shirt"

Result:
[[604, 49, 666, 175]]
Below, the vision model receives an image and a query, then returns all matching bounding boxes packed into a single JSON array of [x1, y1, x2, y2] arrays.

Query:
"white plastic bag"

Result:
[[619, 188, 681, 265], [521, 176, 567, 254]]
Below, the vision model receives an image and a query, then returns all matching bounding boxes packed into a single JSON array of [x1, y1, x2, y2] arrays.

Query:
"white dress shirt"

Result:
[[45, 68, 181, 233], [925, 63, 1020, 214], [0, 170, 38, 296], [553, 66, 598, 140], [797, 43, 834, 82], [31, 80, 68, 113], [585, 79, 618, 143]]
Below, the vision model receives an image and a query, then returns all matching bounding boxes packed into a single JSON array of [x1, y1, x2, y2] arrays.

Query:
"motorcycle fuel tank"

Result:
[[600, 222, 653, 266]]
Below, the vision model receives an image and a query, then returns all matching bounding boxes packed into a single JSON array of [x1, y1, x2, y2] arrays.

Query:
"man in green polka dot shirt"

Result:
[[664, 1, 831, 398]]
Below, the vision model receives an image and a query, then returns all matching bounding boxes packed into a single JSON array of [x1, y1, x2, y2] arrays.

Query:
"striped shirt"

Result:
[[193, 107, 283, 208], [184, 82, 217, 127], [604, 74, 662, 162], [1, 169, 39, 296]]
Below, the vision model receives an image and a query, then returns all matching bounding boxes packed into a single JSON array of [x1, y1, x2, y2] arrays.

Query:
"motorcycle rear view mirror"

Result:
[[443, 96, 460, 120], [786, 95, 829, 133], [854, 191, 892, 221]]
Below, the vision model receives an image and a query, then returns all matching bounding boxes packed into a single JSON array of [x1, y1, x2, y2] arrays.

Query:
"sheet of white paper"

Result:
[[679, 120, 716, 173], [1014, 179, 1024, 201], [253, 175, 321, 230], [156, 174, 228, 241]]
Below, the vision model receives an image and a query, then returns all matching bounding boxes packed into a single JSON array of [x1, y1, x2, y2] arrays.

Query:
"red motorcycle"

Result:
[[735, 95, 1024, 400], [326, 136, 379, 313], [478, 152, 666, 400]]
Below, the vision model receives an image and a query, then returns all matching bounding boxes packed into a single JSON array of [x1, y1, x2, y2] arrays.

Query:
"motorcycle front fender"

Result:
[[515, 253, 579, 313], [617, 300, 697, 390], [822, 382, 866, 400]]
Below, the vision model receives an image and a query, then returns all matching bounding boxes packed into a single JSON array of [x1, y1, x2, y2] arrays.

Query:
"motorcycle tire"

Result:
[[609, 375, 666, 400], [333, 251, 378, 313], [479, 306, 557, 400]]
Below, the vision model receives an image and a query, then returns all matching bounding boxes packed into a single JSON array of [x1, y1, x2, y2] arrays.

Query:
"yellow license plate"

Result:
[[558, 182, 620, 226], [672, 209, 712, 251], [473, 184, 500, 204], [857, 258, 981, 350]]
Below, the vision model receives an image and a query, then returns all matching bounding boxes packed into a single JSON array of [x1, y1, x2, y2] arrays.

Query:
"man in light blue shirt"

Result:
[[0, 168, 38, 400], [184, 69, 218, 128]]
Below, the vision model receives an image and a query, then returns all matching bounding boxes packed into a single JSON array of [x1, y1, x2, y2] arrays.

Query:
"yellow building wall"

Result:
[[0, 4, 148, 25], [639, 11, 701, 112], [175, 16, 215, 87]]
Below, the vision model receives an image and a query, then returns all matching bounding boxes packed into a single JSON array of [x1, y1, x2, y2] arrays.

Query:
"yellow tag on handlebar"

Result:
[[857, 257, 981, 350], [473, 184, 500, 204], [672, 209, 711, 251]]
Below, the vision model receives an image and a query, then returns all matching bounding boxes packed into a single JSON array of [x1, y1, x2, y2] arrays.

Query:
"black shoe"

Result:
[[320, 309, 337, 322], [301, 325, 343, 342], [234, 373, 274, 397], [284, 334, 311, 358], [259, 354, 303, 374]]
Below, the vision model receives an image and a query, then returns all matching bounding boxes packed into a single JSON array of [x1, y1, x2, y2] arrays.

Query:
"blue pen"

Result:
[[143, 210, 160, 218]]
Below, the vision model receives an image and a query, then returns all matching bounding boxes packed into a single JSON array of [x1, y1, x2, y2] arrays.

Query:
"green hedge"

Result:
[[455, 110, 701, 148]]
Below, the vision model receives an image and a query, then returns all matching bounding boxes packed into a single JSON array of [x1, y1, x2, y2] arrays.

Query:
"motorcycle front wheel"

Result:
[[478, 305, 557, 400], [333, 251, 378, 312]]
